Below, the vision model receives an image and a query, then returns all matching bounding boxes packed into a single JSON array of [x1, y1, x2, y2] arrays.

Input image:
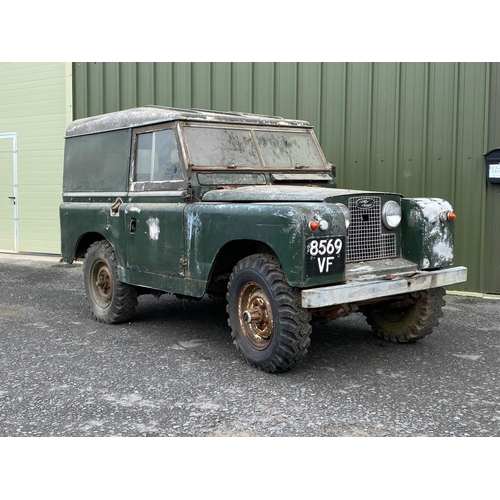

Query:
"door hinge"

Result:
[[182, 186, 193, 202], [179, 257, 188, 278]]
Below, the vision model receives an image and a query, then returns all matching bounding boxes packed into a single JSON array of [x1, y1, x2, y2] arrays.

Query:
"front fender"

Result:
[[185, 202, 347, 287], [401, 198, 455, 269]]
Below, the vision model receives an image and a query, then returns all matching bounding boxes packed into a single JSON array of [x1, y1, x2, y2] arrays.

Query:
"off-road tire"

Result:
[[362, 287, 446, 343], [83, 240, 138, 324], [227, 253, 312, 373]]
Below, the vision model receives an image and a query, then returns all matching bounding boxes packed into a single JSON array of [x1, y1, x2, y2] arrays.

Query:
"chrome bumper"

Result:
[[301, 266, 468, 309]]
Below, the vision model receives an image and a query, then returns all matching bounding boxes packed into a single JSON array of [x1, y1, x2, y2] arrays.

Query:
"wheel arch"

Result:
[[205, 239, 277, 295], [74, 232, 110, 259]]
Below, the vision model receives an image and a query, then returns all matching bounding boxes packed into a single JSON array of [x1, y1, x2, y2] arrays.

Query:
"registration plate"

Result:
[[305, 236, 345, 276]]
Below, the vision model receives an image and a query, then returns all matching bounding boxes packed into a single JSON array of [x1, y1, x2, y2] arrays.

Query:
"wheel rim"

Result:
[[237, 281, 274, 350], [90, 259, 113, 308]]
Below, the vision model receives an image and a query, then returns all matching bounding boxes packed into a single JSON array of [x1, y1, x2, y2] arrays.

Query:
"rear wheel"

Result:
[[83, 240, 138, 324], [362, 288, 445, 342], [227, 254, 312, 373]]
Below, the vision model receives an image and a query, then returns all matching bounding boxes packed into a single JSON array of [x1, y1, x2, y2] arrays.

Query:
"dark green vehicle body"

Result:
[[60, 106, 467, 372]]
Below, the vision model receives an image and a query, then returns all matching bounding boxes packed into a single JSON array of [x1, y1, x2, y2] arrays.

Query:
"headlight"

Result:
[[382, 201, 402, 229], [335, 203, 350, 229]]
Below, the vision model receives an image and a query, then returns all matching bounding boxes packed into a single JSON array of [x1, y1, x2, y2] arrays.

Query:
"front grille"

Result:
[[346, 196, 397, 263]]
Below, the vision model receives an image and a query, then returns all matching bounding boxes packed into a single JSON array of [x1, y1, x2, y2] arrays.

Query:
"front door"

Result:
[[0, 133, 18, 252], [124, 125, 189, 295]]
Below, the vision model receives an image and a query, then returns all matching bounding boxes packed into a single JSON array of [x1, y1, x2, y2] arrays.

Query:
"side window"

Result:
[[135, 129, 184, 183]]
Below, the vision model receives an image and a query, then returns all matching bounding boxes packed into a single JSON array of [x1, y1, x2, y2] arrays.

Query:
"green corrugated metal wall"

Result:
[[485, 63, 500, 294], [72, 62, 500, 294]]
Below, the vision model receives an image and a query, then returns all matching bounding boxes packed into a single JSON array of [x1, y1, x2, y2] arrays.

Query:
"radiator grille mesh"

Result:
[[346, 196, 397, 263]]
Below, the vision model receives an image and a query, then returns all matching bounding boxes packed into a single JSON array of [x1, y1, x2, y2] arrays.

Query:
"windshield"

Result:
[[184, 127, 260, 167], [184, 125, 325, 168], [255, 130, 324, 167]]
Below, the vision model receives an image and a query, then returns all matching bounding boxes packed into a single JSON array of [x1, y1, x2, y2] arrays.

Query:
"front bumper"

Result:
[[301, 266, 468, 309]]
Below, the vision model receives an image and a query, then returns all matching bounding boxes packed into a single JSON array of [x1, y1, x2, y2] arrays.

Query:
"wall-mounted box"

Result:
[[484, 148, 500, 184]]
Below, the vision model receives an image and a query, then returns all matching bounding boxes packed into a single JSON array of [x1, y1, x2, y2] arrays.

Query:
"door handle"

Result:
[[8, 196, 16, 205]]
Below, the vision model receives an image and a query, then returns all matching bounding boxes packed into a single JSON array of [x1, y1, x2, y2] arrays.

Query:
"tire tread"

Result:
[[84, 240, 138, 324], [227, 253, 311, 373], [364, 287, 445, 343]]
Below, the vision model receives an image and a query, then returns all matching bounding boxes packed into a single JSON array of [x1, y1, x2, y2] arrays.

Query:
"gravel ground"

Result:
[[1, 255, 499, 438]]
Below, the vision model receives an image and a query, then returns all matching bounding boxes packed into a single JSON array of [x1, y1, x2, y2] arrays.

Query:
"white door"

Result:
[[0, 133, 18, 252]]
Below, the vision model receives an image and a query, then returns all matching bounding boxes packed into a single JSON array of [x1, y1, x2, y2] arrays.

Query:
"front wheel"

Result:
[[83, 240, 138, 324], [362, 287, 446, 343], [227, 254, 312, 373]]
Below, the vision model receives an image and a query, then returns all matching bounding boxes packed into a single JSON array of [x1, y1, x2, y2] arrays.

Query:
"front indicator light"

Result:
[[440, 211, 457, 222], [309, 219, 329, 231], [309, 220, 319, 231], [382, 201, 402, 229]]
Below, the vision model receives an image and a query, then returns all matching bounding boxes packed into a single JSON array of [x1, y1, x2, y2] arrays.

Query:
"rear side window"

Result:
[[63, 129, 131, 192]]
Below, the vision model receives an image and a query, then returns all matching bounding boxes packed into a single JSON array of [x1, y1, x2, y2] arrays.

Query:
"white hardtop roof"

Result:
[[66, 106, 312, 137]]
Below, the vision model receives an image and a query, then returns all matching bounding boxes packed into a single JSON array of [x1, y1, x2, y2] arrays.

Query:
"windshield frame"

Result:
[[180, 122, 329, 171]]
